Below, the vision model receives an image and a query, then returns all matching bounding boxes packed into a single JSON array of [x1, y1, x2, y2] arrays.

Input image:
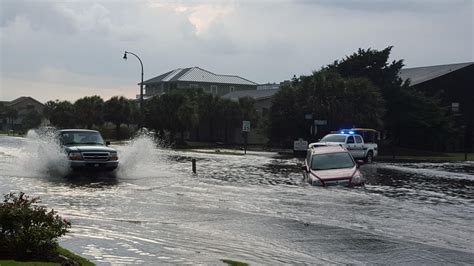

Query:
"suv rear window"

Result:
[[311, 152, 354, 170]]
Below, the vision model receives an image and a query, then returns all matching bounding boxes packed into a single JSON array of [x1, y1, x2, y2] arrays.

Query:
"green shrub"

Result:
[[0, 192, 71, 261]]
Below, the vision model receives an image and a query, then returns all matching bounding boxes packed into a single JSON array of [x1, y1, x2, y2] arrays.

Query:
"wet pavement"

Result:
[[0, 133, 473, 264]]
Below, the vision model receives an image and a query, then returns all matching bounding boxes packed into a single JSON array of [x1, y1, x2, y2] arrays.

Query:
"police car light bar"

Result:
[[340, 130, 355, 134]]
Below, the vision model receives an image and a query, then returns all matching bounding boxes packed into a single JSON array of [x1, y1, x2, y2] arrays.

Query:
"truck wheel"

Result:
[[365, 151, 373, 163]]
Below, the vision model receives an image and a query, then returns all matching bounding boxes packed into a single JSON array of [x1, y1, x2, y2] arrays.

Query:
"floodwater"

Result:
[[0, 132, 473, 265]]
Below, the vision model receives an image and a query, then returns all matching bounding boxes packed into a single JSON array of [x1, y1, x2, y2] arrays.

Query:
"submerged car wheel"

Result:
[[365, 151, 373, 163]]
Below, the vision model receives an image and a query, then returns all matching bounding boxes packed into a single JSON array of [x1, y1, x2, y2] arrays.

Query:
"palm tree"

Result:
[[104, 96, 131, 140], [74, 96, 104, 129], [43, 100, 76, 128]]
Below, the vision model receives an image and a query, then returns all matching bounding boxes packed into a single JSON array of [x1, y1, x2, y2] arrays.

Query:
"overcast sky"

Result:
[[1, 0, 472, 102]]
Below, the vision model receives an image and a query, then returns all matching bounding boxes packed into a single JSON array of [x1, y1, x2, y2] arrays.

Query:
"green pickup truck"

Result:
[[59, 129, 119, 172]]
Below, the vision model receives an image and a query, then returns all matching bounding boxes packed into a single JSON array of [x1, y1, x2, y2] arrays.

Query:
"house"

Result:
[[222, 89, 280, 144], [399, 62, 474, 151], [0, 96, 45, 131], [222, 88, 280, 117], [142, 66, 258, 98]]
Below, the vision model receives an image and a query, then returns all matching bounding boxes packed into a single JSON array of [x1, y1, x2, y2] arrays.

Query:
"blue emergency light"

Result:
[[340, 129, 355, 134]]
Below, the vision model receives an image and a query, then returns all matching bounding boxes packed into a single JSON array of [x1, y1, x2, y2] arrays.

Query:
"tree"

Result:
[[43, 100, 76, 128], [328, 46, 453, 150], [104, 96, 131, 140], [238, 96, 258, 123], [268, 85, 299, 143], [22, 110, 43, 131], [73, 96, 104, 129], [176, 98, 199, 143], [4, 106, 18, 131], [144, 96, 164, 136], [219, 99, 241, 143], [197, 94, 222, 142], [0, 104, 6, 125], [267, 69, 385, 145]]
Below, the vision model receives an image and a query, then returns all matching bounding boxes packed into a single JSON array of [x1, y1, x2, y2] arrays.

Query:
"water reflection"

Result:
[[1, 135, 474, 264]]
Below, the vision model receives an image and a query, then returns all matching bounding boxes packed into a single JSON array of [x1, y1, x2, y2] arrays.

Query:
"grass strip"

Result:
[[0, 247, 94, 266]]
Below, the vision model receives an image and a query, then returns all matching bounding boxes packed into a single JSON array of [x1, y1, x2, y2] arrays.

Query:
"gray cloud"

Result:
[[294, 0, 471, 13], [1, 0, 472, 102], [1, 0, 77, 34]]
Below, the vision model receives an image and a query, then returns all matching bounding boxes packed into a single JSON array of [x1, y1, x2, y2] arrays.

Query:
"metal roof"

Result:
[[399, 62, 473, 86], [222, 89, 280, 102], [4, 96, 44, 107], [143, 67, 258, 86]]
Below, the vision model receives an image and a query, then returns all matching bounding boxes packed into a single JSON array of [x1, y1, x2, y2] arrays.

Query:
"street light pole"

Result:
[[123, 51, 144, 128]]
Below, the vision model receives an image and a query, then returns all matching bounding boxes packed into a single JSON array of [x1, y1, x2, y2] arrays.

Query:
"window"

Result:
[[347, 136, 355, 144], [211, 85, 218, 95], [189, 84, 199, 88], [229, 86, 235, 93], [306, 150, 312, 166], [320, 135, 346, 142], [311, 152, 354, 170], [355, 135, 363, 143], [60, 131, 104, 145]]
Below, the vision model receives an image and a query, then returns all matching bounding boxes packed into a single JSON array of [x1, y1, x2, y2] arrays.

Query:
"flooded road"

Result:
[[0, 134, 473, 264]]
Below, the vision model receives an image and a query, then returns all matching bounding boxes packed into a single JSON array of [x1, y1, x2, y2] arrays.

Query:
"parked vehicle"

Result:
[[309, 132, 378, 163], [59, 129, 118, 172], [302, 145, 364, 187], [337, 128, 379, 144]]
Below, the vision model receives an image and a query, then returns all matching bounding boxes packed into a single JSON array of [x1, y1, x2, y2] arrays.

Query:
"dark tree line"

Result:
[[0, 104, 42, 132], [44, 96, 138, 139], [43, 91, 258, 143], [268, 46, 453, 150], [144, 88, 258, 144]]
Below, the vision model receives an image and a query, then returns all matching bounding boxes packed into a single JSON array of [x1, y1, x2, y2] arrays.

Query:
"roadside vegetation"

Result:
[[0, 192, 93, 265]]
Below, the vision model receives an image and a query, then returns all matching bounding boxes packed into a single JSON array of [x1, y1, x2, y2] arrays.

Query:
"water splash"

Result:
[[116, 130, 171, 178], [18, 129, 70, 177]]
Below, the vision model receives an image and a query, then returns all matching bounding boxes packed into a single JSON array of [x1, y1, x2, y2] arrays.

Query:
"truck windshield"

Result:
[[320, 135, 346, 143], [311, 152, 355, 170], [60, 131, 105, 146]]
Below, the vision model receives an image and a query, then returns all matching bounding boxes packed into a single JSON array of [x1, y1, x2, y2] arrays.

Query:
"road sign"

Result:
[[293, 138, 308, 151], [242, 121, 251, 132], [314, 120, 327, 126]]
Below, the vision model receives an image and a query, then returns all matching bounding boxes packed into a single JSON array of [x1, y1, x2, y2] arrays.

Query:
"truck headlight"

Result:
[[68, 152, 83, 161], [109, 152, 118, 161]]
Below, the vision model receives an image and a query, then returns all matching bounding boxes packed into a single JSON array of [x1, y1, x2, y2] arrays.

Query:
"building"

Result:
[[142, 67, 258, 98], [222, 89, 280, 117], [256, 80, 290, 90], [399, 62, 474, 151], [257, 83, 280, 90], [0, 96, 45, 131]]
